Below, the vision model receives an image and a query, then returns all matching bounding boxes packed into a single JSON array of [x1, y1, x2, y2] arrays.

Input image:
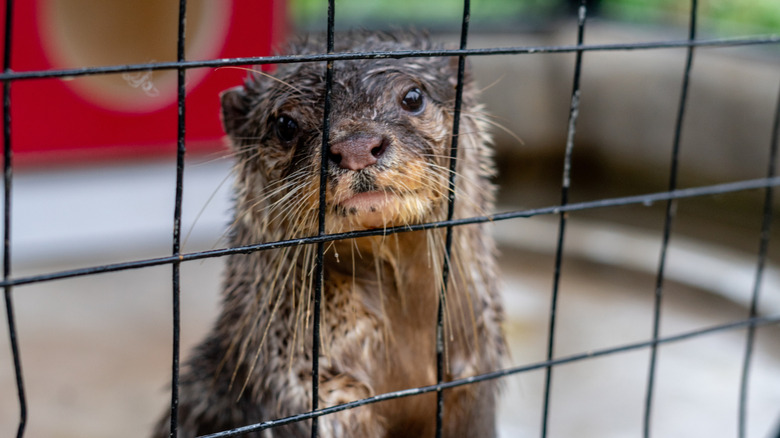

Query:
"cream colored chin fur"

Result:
[[333, 191, 432, 231]]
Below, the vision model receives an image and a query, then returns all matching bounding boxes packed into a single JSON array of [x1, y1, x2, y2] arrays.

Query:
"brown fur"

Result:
[[152, 30, 505, 438]]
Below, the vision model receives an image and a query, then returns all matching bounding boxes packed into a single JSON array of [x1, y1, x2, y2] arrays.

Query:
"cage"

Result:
[[1, 0, 780, 437]]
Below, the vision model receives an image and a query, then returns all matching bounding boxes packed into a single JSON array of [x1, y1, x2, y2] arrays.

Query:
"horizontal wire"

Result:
[[196, 312, 780, 438], [2, 175, 779, 289], [0, 34, 777, 82]]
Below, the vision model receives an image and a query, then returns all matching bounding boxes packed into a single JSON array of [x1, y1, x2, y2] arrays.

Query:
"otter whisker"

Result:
[[187, 147, 255, 166], [182, 168, 236, 250], [474, 73, 505, 94], [217, 66, 305, 94], [418, 161, 493, 217], [237, 242, 306, 400], [461, 111, 525, 146], [229, 245, 294, 391]]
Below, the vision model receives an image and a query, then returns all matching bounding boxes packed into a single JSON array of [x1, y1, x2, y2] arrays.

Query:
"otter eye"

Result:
[[275, 115, 299, 143], [400, 87, 425, 113]]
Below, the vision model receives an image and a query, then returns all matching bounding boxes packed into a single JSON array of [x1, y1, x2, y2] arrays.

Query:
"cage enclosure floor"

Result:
[[1, 160, 778, 438]]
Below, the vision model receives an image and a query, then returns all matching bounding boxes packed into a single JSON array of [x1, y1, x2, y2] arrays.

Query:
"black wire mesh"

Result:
[[541, 2, 587, 435], [644, 0, 699, 435], [2, 1, 780, 438], [741, 72, 780, 438], [310, 1, 336, 435], [3, 0, 25, 437], [168, 1, 188, 435]]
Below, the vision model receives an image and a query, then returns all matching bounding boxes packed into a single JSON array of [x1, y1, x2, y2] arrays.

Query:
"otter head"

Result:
[[220, 32, 476, 237]]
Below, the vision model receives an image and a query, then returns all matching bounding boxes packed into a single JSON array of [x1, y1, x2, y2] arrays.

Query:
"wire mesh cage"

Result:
[[2, 0, 780, 437]]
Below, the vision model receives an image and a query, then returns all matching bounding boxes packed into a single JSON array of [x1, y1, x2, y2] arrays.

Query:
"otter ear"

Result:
[[220, 85, 250, 138]]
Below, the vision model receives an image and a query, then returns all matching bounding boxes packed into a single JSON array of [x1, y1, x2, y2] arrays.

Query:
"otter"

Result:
[[152, 31, 505, 438]]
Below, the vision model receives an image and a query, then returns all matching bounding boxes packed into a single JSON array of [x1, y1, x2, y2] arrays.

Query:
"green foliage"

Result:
[[600, 0, 780, 35], [290, 0, 558, 28], [290, 0, 780, 35]]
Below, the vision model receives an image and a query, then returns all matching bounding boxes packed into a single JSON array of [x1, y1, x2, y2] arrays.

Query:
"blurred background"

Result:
[[1, 0, 780, 437]]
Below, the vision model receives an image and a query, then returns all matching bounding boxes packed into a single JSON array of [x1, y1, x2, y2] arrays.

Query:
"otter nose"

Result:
[[328, 135, 388, 171]]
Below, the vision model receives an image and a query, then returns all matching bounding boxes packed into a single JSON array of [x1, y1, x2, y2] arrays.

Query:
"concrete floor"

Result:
[[1, 160, 779, 438]]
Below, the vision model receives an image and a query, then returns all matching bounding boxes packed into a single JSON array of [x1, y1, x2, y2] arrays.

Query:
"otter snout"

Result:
[[329, 134, 389, 171]]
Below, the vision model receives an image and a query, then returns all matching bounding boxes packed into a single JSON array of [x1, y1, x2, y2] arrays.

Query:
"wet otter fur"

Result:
[[152, 30, 506, 438]]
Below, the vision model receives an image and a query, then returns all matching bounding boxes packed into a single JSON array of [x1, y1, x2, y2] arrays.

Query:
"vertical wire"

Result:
[[738, 80, 780, 438], [435, 1, 470, 436], [311, 1, 335, 436], [2, 1, 26, 437], [169, 0, 187, 436], [540, 2, 587, 437], [643, 1, 697, 436]]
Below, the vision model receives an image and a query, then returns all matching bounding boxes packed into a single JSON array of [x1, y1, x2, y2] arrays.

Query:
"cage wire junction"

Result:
[[3, 0, 780, 437]]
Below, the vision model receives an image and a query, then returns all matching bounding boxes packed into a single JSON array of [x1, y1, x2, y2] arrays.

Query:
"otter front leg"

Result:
[[315, 375, 386, 438]]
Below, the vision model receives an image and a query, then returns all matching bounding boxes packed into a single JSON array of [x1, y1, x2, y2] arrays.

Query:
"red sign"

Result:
[[2, 0, 284, 166]]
